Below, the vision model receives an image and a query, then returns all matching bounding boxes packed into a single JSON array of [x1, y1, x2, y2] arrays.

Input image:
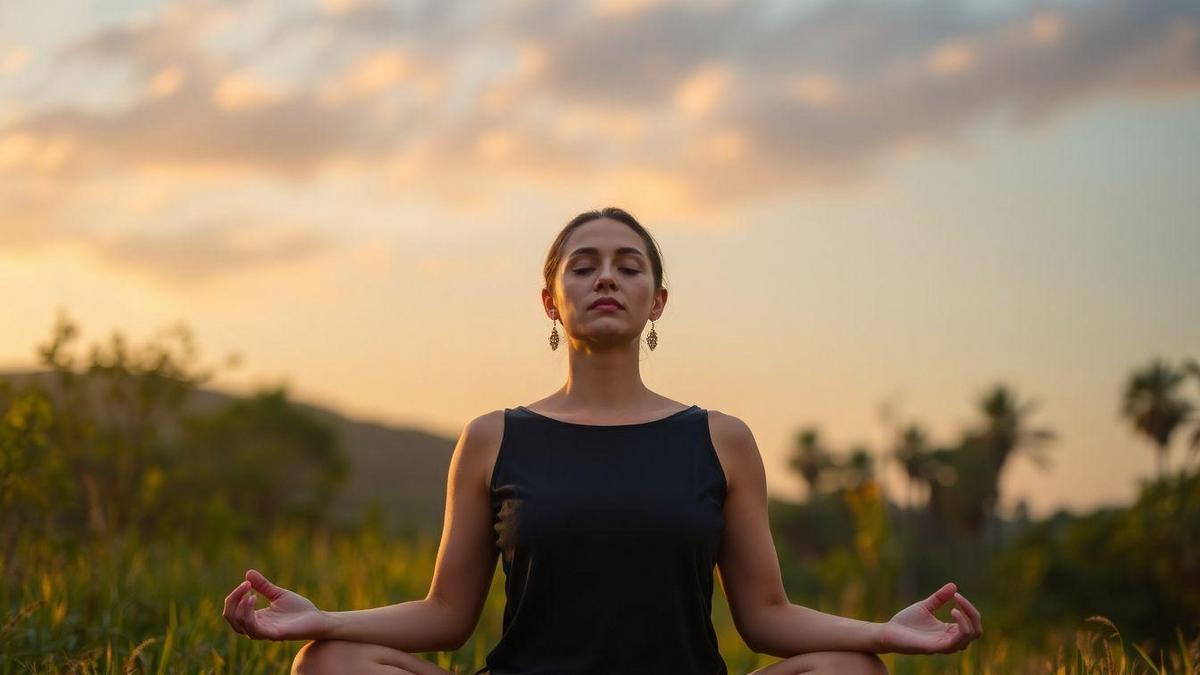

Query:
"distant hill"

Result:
[[1, 369, 457, 535]]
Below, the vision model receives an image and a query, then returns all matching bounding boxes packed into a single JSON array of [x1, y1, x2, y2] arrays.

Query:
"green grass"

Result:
[[2, 527, 1196, 674]]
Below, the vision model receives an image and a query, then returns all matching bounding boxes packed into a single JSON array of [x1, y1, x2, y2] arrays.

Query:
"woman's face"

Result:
[[545, 217, 665, 348]]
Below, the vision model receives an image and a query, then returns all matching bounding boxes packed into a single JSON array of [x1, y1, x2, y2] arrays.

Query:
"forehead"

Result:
[[561, 218, 646, 258]]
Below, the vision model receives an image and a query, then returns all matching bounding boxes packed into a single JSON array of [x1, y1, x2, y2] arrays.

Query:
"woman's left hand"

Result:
[[877, 582, 983, 654]]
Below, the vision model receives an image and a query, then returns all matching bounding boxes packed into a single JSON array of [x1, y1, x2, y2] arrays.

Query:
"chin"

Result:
[[582, 329, 636, 342]]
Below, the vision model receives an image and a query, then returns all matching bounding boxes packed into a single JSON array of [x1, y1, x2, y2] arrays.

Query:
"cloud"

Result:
[[341, 0, 1199, 215], [0, 174, 69, 251], [10, 3, 414, 179], [85, 219, 338, 287], [466, 0, 1200, 207], [1, 46, 31, 75], [0, 174, 338, 288], [0, 2, 420, 276], [1, 0, 1197, 229]]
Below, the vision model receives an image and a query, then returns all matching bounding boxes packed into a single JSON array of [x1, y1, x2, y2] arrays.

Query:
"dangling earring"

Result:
[[549, 317, 560, 351], [646, 320, 658, 351]]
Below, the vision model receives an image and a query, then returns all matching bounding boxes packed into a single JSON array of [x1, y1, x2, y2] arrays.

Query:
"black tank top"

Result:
[[473, 404, 729, 675]]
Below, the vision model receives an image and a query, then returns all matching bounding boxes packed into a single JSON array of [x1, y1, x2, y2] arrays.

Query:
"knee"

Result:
[[291, 639, 360, 675], [752, 650, 888, 675], [855, 652, 888, 675], [814, 651, 887, 675]]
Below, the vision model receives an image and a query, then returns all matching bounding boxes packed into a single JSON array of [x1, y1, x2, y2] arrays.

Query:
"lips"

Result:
[[589, 298, 623, 309]]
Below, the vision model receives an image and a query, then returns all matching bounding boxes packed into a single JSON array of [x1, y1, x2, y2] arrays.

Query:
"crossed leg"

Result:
[[747, 650, 888, 675], [291, 639, 885, 675], [291, 639, 458, 675]]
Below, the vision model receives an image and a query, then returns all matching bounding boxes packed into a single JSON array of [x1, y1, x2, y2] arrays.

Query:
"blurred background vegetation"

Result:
[[2, 310, 1198, 674]]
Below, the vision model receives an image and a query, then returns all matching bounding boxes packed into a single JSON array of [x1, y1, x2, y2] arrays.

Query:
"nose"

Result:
[[593, 264, 618, 290]]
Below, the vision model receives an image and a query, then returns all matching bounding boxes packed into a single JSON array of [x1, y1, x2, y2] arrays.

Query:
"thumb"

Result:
[[920, 582, 957, 613], [245, 569, 287, 601]]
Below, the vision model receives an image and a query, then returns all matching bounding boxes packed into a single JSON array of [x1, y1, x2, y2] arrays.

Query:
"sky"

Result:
[[1, 0, 1198, 519]]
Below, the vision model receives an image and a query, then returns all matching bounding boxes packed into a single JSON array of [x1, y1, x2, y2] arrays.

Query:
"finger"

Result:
[[231, 590, 250, 635], [950, 608, 972, 649], [955, 592, 982, 636], [223, 606, 244, 635], [240, 591, 258, 637], [246, 569, 286, 602], [921, 581, 958, 612], [223, 580, 248, 615], [223, 581, 250, 634], [954, 593, 980, 636]]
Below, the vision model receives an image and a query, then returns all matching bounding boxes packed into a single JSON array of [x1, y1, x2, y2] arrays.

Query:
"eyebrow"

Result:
[[567, 246, 646, 260]]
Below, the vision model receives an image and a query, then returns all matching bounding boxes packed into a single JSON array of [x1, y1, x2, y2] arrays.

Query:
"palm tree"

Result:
[[843, 444, 875, 490], [1185, 357, 1200, 382], [889, 422, 933, 599], [1121, 357, 1194, 480], [787, 426, 833, 500], [891, 422, 933, 511], [921, 444, 967, 533], [967, 384, 1055, 540], [1184, 357, 1200, 459], [915, 384, 1054, 540], [974, 383, 1056, 475], [922, 437, 995, 588]]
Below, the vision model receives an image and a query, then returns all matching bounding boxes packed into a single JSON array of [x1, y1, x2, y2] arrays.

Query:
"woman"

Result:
[[222, 207, 983, 674]]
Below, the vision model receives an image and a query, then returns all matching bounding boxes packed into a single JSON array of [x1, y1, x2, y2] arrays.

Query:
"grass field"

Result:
[[3, 526, 1196, 675]]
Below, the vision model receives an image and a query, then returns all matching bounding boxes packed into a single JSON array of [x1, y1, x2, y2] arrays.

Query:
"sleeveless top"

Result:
[[473, 404, 729, 675]]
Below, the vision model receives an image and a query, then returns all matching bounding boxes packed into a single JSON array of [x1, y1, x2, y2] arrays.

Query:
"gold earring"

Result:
[[549, 317, 560, 351], [646, 320, 658, 351]]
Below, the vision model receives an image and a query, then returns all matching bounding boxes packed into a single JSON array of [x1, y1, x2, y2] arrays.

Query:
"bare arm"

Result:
[[319, 599, 461, 652], [709, 411, 884, 656], [319, 411, 503, 651]]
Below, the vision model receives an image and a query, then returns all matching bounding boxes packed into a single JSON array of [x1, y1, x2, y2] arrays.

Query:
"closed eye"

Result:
[[571, 268, 640, 275]]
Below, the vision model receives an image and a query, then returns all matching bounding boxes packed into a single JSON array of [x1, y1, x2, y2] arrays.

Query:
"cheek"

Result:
[[628, 282, 654, 303], [557, 277, 587, 306]]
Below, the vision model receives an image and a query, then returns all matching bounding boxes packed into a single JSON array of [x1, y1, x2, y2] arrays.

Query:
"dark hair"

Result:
[[542, 207, 666, 296]]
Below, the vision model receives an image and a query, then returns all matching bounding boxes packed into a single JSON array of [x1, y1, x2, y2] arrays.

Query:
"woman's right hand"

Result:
[[222, 569, 328, 641]]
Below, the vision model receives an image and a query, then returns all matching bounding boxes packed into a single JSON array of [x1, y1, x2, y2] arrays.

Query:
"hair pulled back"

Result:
[[542, 207, 666, 297]]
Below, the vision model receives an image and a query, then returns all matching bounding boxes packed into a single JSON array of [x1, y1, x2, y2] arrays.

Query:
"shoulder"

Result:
[[706, 409, 754, 448], [704, 409, 763, 493], [463, 409, 505, 444], [458, 410, 506, 489]]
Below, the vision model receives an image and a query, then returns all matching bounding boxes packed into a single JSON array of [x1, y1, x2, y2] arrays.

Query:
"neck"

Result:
[[555, 339, 656, 411]]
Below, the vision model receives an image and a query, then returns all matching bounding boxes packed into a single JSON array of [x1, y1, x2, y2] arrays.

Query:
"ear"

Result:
[[540, 287, 558, 320], [649, 286, 668, 320]]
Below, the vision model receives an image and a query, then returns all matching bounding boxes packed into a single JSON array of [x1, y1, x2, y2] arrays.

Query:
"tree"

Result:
[[972, 383, 1055, 524], [974, 383, 1055, 477], [1121, 357, 1193, 480], [11, 309, 346, 540], [0, 380, 65, 565], [1183, 357, 1200, 460], [891, 423, 933, 512], [175, 387, 349, 533], [841, 444, 876, 491], [918, 384, 1055, 538], [788, 426, 835, 500], [31, 309, 228, 535], [923, 440, 994, 537], [989, 465, 1200, 651], [888, 422, 933, 599]]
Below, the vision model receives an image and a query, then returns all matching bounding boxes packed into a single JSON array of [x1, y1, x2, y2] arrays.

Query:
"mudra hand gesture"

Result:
[[878, 582, 983, 654], [222, 569, 327, 641]]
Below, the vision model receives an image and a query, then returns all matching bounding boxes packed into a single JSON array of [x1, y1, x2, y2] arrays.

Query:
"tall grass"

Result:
[[2, 526, 1196, 674]]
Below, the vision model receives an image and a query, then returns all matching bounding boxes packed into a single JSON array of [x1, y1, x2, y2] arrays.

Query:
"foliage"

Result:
[[1122, 357, 1197, 480], [171, 389, 349, 540], [989, 468, 1200, 654], [4, 315, 1199, 673], [2, 526, 1197, 674], [1, 310, 349, 547]]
